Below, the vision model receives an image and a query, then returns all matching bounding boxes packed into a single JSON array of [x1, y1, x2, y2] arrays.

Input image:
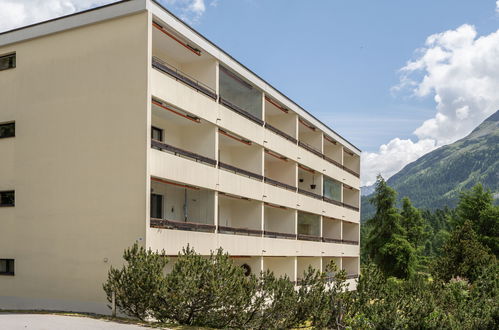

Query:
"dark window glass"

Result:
[[323, 177, 341, 202], [0, 191, 15, 206], [0, 259, 14, 275], [151, 194, 163, 219], [151, 126, 163, 142], [0, 122, 15, 138], [0, 53, 16, 71]]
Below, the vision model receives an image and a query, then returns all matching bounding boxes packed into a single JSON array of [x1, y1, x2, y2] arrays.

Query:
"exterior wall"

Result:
[[0, 12, 149, 313]]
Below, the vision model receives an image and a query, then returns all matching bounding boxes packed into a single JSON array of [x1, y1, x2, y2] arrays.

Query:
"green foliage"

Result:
[[431, 221, 495, 283], [102, 243, 168, 321], [365, 176, 416, 278], [400, 197, 426, 248]]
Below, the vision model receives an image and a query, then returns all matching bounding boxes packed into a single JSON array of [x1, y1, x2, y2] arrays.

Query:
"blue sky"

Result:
[[1, 0, 498, 185]]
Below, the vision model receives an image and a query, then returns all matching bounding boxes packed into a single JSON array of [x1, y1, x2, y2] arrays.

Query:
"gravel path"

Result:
[[0, 313, 156, 329]]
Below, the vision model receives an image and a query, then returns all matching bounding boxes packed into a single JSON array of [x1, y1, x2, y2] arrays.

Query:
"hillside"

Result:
[[361, 110, 499, 221]]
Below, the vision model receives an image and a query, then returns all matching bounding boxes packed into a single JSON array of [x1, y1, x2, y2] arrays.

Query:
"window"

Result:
[[0, 122, 15, 139], [0, 191, 15, 207], [151, 126, 163, 142], [323, 177, 341, 202], [151, 194, 163, 219], [0, 259, 14, 275], [0, 53, 16, 71]]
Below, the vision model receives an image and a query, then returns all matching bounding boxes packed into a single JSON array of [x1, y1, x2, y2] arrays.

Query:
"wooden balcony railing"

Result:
[[151, 140, 217, 166], [298, 140, 323, 158], [263, 231, 297, 240], [150, 218, 216, 233], [297, 188, 323, 200], [264, 177, 297, 192], [322, 196, 343, 207], [152, 57, 217, 100], [218, 226, 263, 237], [343, 203, 360, 212], [297, 234, 322, 242], [218, 161, 263, 181], [219, 97, 264, 126], [264, 122, 297, 144]]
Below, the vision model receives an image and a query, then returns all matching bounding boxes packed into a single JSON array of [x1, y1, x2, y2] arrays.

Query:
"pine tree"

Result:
[[366, 175, 416, 278], [400, 197, 426, 248]]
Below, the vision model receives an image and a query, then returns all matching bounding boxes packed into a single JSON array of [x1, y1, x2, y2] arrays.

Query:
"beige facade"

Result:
[[0, 0, 361, 314]]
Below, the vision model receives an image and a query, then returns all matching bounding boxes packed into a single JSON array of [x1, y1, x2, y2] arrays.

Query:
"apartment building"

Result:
[[0, 0, 361, 314]]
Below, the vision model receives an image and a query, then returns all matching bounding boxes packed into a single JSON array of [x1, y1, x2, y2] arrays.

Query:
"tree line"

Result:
[[103, 178, 498, 328]]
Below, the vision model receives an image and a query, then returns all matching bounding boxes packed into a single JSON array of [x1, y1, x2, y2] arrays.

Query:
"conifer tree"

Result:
[[400, 197, 426, 248], [366, 175, 416, 278]]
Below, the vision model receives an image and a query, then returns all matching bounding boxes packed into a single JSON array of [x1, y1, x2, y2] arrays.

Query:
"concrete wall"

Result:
[[0, 12, 150, 314]]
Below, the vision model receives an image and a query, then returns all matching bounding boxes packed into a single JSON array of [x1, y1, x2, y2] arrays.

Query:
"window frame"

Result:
[[0, 190, 15, 207], [0, 122, 15, 139], [0, 53, 16, 71], [0, 259, 15, 276]]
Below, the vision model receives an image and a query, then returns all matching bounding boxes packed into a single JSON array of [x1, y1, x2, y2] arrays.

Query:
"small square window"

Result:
[[0, 191, 15, 207], [0, 122, 15, 139], [0, 259, 14, 276], [0, 53, 16, 71]]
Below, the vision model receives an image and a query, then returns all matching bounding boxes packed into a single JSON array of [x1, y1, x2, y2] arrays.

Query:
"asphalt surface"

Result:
[[0, 314, 154, 329]]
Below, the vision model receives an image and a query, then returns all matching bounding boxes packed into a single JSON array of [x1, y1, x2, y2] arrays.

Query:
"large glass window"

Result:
[[0, 53, 16, 71], [151, 194, 163, 219], [0, 122, 15, 139], [219, 66, 262, 120], [0, 191, 14, 207], [323, 177, 341, 202], [0, 259, 14, 275]]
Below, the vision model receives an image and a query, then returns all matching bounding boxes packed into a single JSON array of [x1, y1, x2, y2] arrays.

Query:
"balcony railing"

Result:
[[322, 196, 343, 207], [322, 237, 343, 244], [218, 225, 263, 237], [218, 161, 263, 181], [150, 218, 216, 233], [264, 122, 297, 144], [264, 177, 297, 192], [219, 97, 264, 126], [152, 56, 217, 100], [297, 188, 322, 200], [298, 140, 323, 158], [343, 203, 360, 212], [297, 234, 322, 242], [263, 230, 297, 240], [342, 239, 359, 245], [342, 166, 360, 178], [151, 140, 217, 166], [323, 154, 343, 170], [346, 274, 359, 279]]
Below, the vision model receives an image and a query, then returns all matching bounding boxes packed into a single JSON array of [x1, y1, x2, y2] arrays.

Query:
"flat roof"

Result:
[[0, 0, 361, 154]]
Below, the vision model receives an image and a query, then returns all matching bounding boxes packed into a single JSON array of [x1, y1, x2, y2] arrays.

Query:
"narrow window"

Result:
[[151, 194, 163, 219], [0, 122, 15, 139], [0, 191, 15, 207], [0, 259, 14, 276], [151, 126, 163, 142], [0, 53, 16, 71]]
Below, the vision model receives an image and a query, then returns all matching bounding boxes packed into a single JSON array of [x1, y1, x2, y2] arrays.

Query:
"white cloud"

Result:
[[0, 0, 118, 32], [160, 0, 206, 23], [496, 1, 499, 13], [0, 0, 208, 32], [363, 24, 499, 186]]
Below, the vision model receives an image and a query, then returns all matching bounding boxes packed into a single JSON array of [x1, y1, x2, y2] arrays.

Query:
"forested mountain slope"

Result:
[[361, 110, 499, 221]]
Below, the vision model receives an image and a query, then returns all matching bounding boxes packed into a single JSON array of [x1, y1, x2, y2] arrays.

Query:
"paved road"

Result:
[[0, 314, 155, 329]]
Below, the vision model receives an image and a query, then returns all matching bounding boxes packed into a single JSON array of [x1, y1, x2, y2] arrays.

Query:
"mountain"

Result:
[[361, 184, 375, 196], [361, 110, 499, 221]]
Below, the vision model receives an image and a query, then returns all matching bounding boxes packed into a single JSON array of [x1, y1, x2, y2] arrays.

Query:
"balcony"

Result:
[[343, 185, 360, 212], [297, 211, 321, 242], [322, 217, 342, 244], [323, 176, 342, 206], [264, 203, 296, 240], [150, 178, 215, 231], [218, 193, 263, 237], [297, 166, 322, 200], [264, 96, 297, 143], [263, 257, 295, 280], [342, 221, 359, 245], [343, 257, 360, 279], [152, 21, 217, 100], [298, 118, 323, 158], [323, 135, 343, 169], [264, 150, 297, 192], [343, 148, 360, 178], [297, 257, 321, 281], [219, 65, 263, 126], [218, 129, 263, 181]]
